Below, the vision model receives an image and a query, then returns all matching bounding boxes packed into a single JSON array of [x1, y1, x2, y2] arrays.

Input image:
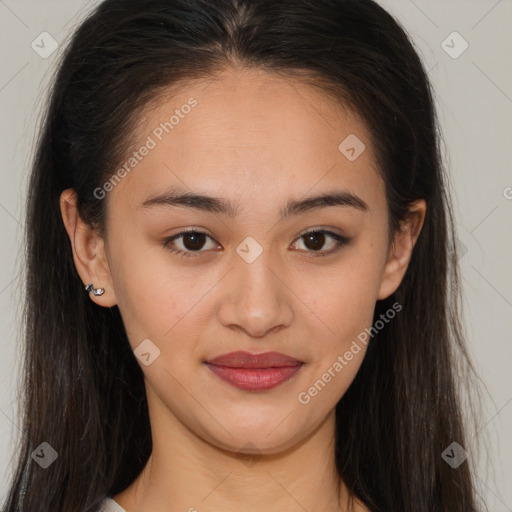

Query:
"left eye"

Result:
[[163, 229, 349, 258], [292, 230, 348, 255]]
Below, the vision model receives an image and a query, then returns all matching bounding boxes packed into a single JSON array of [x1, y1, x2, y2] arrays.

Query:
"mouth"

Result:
[[204, 351, 304, 391]]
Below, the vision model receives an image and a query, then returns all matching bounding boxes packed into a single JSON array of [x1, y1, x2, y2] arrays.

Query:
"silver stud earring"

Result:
[[85, 283, 105, 296]]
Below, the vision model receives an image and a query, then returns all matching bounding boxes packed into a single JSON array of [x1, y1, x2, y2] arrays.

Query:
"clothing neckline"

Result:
[[100, 496, 127, 512]]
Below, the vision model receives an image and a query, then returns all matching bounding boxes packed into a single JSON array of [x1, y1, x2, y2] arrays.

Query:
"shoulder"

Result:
[[96, 496, 128, 512]]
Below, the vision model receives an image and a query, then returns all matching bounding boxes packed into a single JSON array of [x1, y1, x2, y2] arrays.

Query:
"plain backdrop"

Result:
[[0, 0, 511, 510]]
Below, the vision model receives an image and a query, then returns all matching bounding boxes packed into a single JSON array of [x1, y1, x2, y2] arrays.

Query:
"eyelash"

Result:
[[162, 228, 350, 258]]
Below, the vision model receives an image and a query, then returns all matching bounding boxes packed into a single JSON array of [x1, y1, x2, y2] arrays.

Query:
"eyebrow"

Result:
[[140, 186, 369, 218]]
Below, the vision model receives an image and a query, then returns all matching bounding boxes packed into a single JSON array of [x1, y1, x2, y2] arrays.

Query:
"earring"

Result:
[[85, 283, 105, 296]]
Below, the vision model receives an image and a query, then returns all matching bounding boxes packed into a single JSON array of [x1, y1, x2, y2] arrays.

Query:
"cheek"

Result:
[[108, 233, 216, 347], [295, 243, 384, 404], [108, 219, 385, 357], [297, 263, 378, 405], [303, 247, 383, 343]]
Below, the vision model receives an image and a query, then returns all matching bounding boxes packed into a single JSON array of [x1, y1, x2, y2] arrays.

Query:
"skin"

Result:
[[60, 66, 425, 512]]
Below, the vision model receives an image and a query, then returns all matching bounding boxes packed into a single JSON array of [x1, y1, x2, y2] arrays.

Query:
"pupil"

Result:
[[181, 232, 327, 252], [184, 232, 205, 251], [305, 232, 324, 251]]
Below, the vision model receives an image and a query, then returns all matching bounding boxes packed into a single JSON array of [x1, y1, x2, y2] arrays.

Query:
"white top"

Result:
[[97, 496, 127, 512]]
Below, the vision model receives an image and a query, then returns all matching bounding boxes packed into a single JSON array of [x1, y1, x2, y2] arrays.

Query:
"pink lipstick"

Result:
[[205, 351, 303, 391]]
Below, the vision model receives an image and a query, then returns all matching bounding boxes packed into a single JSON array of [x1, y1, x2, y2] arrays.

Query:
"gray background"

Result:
[[0, 0, 511, 509]]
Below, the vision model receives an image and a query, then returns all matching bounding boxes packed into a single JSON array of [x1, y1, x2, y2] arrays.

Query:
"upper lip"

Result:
[[206, 351, 303, 368]]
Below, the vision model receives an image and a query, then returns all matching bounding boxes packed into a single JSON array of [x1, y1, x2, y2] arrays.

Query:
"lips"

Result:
[[205, 351, 304, 391], [206, 351, 303, 368]]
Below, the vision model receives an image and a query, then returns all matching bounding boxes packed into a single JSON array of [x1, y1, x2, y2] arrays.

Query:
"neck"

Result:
[[114, 389, 358, 512]]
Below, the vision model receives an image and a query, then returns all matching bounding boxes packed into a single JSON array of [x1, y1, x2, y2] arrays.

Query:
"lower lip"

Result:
[[205, 363, 303, 391]]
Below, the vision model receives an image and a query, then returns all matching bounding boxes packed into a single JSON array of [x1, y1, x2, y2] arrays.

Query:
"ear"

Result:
[[59, 188, 117, 307], [377, 199, 426, 300]]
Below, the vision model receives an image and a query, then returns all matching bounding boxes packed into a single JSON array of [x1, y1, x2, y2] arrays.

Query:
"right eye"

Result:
[[162, 229, 220, 257]]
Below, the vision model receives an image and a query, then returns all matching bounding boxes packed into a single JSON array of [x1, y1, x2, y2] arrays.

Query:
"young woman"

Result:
[[2, 0, 485, 511]]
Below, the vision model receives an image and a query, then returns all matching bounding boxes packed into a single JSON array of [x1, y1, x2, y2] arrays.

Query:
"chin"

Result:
[[201, 418, 309, 456]]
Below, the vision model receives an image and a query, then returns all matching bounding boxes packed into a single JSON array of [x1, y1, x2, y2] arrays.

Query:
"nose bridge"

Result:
[[218, 236, 293, 337]]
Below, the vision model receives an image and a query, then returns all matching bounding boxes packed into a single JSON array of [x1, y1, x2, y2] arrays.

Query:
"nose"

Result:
[[217, 252, 294, 339]]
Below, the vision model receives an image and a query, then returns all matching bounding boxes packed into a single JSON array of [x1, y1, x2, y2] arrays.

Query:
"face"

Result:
[[65, 66, 423, 456]]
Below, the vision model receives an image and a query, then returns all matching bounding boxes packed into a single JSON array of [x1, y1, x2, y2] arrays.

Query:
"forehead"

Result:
[[106, 67, 385, 218], [137, 67, 369, 153]]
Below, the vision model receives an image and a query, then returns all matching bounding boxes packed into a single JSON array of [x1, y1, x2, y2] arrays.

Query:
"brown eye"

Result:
[[292, 230, 349, 256], [163, 228, 349, 259], [180, 232, 208, 251], [163, 230, 219, 257], [303, 231, 327, 251]]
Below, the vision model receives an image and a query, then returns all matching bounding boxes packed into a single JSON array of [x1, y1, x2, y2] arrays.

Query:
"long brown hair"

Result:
[[3, 1, 486, 510]]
